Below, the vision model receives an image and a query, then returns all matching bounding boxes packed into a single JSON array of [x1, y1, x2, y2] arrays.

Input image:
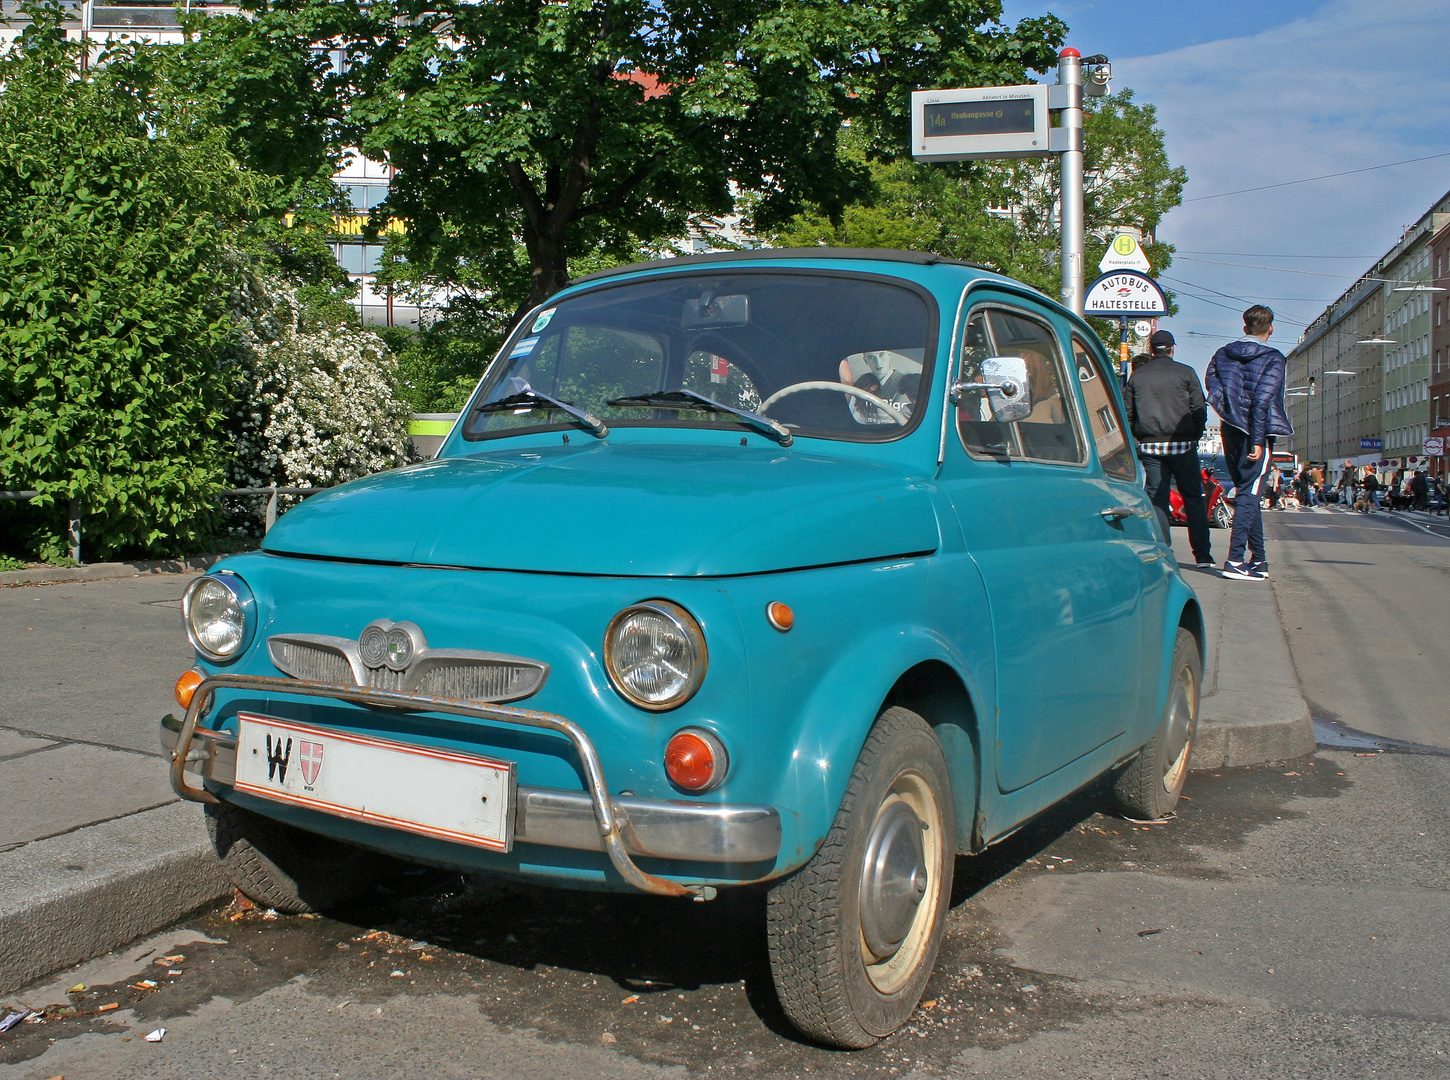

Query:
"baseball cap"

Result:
[[1149, 329, 1175, 352]]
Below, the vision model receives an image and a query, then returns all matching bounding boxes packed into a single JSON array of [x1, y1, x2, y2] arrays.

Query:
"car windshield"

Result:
[[461, 271, 936, 443]]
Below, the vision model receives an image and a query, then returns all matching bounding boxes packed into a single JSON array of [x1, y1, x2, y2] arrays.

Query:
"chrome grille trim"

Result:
[[268, 638, 353, 685], [267, 633, 548, 703]]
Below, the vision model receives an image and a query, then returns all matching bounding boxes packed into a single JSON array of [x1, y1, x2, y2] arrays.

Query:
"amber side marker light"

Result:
[[664, 728, 728, 793], [766, 601, 794, 632], [174, 669, 205, 710]]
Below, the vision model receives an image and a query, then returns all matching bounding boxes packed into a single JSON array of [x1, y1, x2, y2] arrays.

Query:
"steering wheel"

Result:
[[757, 381, 911, 426]]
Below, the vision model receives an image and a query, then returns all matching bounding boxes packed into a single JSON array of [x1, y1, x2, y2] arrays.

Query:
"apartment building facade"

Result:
[[1432, 221, 1450, 470], [1288, 187, 1450, 475]]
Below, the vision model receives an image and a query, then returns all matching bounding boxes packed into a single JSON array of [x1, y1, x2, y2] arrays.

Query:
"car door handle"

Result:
[[1099, 506, 1134, 521]]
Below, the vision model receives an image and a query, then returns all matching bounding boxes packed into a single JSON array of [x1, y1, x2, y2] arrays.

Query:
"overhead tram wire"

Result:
[[1183, 150, 1450, 203], [1170, 290, 1308, 330], [1176, 251, 1376, 260], [1159, 273, 1324, 315], [1174, 256, 1423, 286], [1158, 275, 1310, 329]]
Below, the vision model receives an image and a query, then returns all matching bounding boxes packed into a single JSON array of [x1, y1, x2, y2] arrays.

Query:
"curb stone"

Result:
[[0, 554, 226, 588], [0, 802, 229, 995]]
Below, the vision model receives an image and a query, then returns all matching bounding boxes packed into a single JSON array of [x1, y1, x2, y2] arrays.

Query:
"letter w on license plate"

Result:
[[233, 714, 515, 852]]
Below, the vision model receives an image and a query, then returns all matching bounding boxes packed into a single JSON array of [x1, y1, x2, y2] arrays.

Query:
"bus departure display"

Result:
[[923, 98, 1035, 138]]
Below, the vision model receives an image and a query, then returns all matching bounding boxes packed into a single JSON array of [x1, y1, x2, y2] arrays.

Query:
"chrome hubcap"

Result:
[[860, 800, 928, 961], [1162, 665, 1196, 793]]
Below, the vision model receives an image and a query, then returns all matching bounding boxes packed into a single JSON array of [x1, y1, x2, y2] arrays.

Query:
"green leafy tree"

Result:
[[775, 90, 1187, 336], [0, 3, 243, 560], [171, 0, 1067, 327]]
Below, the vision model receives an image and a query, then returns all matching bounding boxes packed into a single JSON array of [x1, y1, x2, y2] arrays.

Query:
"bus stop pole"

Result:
[[1119, 316, 1131, 381], [1057, 48, 1085, 316]]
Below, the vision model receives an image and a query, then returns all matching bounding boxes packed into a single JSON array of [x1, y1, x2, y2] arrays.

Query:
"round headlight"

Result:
[[182, 573, 254, 662], [604, 600, 707, 710]]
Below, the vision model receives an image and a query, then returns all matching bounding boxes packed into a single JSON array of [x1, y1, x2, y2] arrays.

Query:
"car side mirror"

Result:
[[951, 356, 1032, 424]]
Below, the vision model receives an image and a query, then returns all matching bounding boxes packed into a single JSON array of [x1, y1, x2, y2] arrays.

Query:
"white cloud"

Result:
[[1114, 0, 1450, 357]]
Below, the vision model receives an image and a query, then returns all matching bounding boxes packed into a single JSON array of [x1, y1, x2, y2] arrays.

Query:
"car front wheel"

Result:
[[206, 801, 390, 913], [766, 706, 955, 1048]]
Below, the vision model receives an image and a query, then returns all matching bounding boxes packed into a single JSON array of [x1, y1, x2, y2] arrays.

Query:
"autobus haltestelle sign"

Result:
[[1083, 271, 1168, 316]]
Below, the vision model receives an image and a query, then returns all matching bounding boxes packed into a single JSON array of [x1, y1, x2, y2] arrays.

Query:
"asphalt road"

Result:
[[2, 519, 1448, 1079], [1266, 505, 1450, 746]]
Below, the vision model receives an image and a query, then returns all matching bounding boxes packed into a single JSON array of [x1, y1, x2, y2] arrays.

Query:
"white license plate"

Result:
[[233, 714, 515, 852]]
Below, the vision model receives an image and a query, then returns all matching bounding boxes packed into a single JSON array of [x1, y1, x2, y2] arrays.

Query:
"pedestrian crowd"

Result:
[[1262, 461, 1447, 515]]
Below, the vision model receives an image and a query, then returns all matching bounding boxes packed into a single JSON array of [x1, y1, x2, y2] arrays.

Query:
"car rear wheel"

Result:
[[206, 801, 389, 913], [1114, 628, 1200, 820], [766, 707, 955, 1048]]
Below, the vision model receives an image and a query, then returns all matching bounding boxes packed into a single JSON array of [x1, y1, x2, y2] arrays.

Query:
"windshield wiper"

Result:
[[607, 388, 792, 446], [473, 384, 608, 438]]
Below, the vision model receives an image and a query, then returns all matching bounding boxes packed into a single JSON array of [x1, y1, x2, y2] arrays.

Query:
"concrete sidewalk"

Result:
[[1, 573, 230, 994], [0, 545, 1315, 995], [1167, 529, 1316, 769]]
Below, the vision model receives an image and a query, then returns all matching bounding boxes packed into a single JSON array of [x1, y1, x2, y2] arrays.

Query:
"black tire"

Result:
[[206, 800, 389, 913], [1114, 628, 1201, 820], [766, 707, 956, 1049], [1213, 500, 1232, 529]]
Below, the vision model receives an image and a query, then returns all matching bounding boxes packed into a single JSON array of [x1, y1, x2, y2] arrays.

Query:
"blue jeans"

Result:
[[1222, 426, 1272, 564]]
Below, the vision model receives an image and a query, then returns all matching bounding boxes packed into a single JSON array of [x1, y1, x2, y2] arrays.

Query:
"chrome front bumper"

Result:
[[164, 675, 781, 900]]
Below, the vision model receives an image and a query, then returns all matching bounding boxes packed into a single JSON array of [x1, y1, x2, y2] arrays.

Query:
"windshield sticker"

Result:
[[530, 308, 556, 333], [508, 336, 540, 359]]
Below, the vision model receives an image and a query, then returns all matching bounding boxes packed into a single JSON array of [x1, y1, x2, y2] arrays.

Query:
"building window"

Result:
[[333, 243, 386, 276], [341, 183, 390, 212]]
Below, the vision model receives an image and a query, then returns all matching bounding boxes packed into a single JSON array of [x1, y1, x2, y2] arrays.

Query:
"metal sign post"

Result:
[[1056, 49, 1084, 315], [911, 49, 1110, 318]]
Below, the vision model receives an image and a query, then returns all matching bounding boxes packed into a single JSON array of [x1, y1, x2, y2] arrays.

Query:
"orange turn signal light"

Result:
[[174, 669, 204, 710], [664, 728, 727, 793], [766, 601, 794, 632]]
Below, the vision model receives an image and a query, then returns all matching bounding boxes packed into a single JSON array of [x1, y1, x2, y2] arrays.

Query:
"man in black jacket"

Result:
[[1124, 329, 1212, 567]]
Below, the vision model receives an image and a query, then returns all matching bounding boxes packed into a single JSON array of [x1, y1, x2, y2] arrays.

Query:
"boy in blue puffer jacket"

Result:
[[1205, 305, 1293, 581]]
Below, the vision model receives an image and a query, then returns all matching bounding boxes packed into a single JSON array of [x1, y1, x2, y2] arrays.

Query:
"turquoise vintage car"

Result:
[[163, 249, 1202, 1048]]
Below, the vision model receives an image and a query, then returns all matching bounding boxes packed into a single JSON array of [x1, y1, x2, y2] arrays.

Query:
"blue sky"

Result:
[[999, 0, 1450, 370]]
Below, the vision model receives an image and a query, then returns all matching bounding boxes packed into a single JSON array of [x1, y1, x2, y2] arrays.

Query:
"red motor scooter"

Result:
[[1170, 467, 1233, 529]]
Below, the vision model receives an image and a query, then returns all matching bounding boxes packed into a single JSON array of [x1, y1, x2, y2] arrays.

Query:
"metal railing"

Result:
[[0, 485, 328, 566]]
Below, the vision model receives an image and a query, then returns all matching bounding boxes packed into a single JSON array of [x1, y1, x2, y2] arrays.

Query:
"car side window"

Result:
[[956, 312, 1016, 457], [1072, 336, 1137, 481], [956, 307, 1086, 464]]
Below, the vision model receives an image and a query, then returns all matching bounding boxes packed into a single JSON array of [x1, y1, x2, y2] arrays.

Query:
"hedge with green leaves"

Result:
[[0, 5, 236, 560]]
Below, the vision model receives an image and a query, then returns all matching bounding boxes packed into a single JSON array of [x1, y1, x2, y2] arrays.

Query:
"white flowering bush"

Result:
[[222, 265, 411, 514]]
